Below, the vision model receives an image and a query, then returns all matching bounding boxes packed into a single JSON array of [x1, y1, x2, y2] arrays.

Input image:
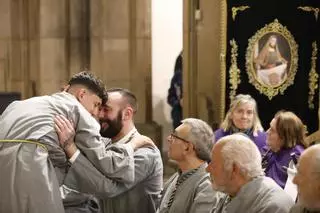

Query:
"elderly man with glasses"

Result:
[[158, 118, 222, 213]]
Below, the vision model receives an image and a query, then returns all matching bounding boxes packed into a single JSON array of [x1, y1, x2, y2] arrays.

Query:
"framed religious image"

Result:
[[246, 19, 298, 99]]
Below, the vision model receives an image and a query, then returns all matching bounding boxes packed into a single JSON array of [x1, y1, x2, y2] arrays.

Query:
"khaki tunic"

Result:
[[0, 92, 134, 213], [159, 163, 222, 213], [64, 129, 164, 213], [213, 176, 294, 213]]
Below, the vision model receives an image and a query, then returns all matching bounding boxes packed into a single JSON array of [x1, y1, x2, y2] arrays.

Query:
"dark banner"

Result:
[[225, 0, 320, 133]]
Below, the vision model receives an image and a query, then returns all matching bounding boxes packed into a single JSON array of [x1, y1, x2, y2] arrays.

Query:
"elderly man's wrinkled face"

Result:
[[293, 151, 320, 210], [206, 144, 232, 193]]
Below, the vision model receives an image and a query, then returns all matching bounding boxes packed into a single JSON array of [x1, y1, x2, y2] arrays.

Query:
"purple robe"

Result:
[[214, 128, 267, 154], [263, 145, 304, 188]]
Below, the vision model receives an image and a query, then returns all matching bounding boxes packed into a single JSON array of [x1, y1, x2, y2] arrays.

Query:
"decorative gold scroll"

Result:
[[298, 6, 319, 21], [229, 39, 241, 101], [232, 6, 250, 21], [246, 19, 299, 100], [308, 41, 318, 109]]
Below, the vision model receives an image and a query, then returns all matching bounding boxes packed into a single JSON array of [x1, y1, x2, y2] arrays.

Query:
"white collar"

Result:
[[115, 127, 138, 144]]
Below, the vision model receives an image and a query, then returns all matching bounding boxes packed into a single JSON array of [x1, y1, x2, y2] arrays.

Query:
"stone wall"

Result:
[[0, 0, 162, 148], [0, 0, 152, 124]]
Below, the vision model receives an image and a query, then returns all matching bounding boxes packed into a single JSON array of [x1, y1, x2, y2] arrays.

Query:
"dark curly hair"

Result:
[[68, 71, 107, 104]]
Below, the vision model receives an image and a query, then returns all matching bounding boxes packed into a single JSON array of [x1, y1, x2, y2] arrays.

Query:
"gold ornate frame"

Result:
[[245, 19, 299, 99]]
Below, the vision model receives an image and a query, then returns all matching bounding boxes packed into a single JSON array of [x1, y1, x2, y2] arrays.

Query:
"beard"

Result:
[[211, 180, 228, 193], [100, 111, 123, 138], [210, 171, 231, 194]]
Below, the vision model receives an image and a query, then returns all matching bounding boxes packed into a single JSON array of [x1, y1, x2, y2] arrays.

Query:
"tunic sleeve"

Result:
[[64, 146, 162, 198]]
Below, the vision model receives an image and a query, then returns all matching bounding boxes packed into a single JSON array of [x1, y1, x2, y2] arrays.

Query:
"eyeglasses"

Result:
[[169, 133, 190, 143]]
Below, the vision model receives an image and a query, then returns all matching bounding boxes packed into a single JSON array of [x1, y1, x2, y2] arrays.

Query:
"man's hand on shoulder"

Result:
[[130, 135, 156, 151]]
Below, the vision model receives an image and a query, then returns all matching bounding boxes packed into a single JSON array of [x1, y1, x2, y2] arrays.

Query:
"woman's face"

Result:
[[266, 118, 283, 152], [269, 37, 277, 47], [230, 102, 255, 130]]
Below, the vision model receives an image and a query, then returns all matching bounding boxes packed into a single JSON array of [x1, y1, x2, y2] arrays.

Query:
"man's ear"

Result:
[[232, 163, 243, 179], [76, 88, 87, 101], [184, 141, 194, 153], [123, 106, 134, 121]]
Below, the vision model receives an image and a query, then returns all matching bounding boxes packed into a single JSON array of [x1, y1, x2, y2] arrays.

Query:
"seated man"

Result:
[[0, 72, 148, 213], [207, 134, 294, 213], [158, 118, 221, 213], [55, 88, 163, 213], [290, 144, 320, 213]]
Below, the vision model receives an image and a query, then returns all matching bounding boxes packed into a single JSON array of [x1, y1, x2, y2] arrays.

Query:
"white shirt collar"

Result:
[[115, 127, 138, 144]]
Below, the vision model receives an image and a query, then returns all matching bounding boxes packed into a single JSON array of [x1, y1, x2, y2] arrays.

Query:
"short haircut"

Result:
[[274, 111, 307, 148], [106, 88, 138, 113], [182, 118, 213, 162], [218, 133, 264, 179], [68, 71, 107, 104]]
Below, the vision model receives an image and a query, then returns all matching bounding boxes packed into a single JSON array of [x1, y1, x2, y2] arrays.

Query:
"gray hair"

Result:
[[220, 94, 263, 136], [181, 118, 213, 162], [218, 133, 264, 179]]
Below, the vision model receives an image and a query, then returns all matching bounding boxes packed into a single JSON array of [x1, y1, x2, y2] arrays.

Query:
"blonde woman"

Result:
[[214, 94, 266, 153]]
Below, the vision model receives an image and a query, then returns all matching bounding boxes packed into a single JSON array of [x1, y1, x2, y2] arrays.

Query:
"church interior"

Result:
[[0, 0, 320, 213]]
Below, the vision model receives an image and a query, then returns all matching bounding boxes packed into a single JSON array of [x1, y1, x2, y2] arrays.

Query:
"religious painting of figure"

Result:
[[245, 19, 298, 99], [254, 33, 290, 87]]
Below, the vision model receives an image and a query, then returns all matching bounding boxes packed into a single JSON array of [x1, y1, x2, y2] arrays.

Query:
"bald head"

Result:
[[301, 144, 320, 175], [293, 144, 320, 210]]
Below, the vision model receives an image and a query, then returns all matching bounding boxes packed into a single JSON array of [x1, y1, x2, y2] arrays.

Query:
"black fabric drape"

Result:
[[225, 0, 320, 132]]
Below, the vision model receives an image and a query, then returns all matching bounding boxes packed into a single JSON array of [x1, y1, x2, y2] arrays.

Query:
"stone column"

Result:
[[37, 0, 67, 95], [131, 0, 162, 150], [0, 0, 11, 92], [90, 0, 161, 145], [90, 0, 131, 86], [183, 0, 223, 128], [68, 0, 90, 77], [0, 0, 91, 97], [90, 0, 152, 123], [0, 0, 32, 98]]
